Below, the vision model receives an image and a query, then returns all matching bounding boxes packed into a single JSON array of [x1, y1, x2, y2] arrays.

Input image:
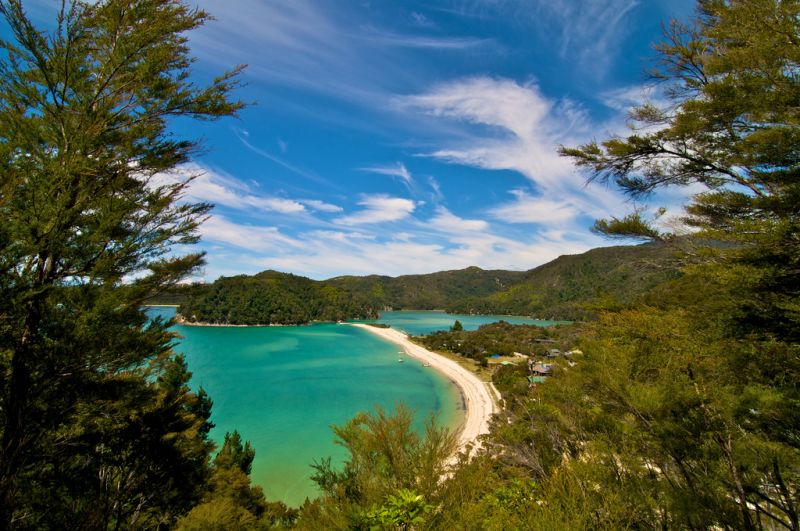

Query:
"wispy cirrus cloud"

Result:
[[360, 162, 413, 186], [153, 163, 343, 217], [358, 28, 492, 50], [398, 76, 624, 222], [489, 190, 577, 224], [201, 215, 308, 252], [398, 77, 577, 190], [189, 0, 492, 111], [300, 199, 343, 213], [542, 0, 640, 71], [154, 164, 305, 214], [334, 195, 417, 226], [435, 0, 641, 76], [234, 129, 338, 189], [428, 206, 488, 233]]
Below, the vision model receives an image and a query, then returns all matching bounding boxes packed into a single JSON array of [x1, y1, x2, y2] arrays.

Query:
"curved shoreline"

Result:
[[350, 323, 499, 455]]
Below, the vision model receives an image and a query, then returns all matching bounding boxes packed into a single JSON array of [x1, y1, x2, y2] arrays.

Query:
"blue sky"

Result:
[[22, 0, 697, 280]]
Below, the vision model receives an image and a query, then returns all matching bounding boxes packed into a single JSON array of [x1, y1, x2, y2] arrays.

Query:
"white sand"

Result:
[[350, 323, 499, 455]]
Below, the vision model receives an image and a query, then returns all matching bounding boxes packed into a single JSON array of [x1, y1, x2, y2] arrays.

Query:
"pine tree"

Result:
[[0, 0, 243, 527], [560, 1, 800, 528], [561, 0, 800, 339]]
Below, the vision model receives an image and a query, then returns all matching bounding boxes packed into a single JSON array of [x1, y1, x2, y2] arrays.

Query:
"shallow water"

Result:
[[146, 307, 553, 505], [370, 310, 565, 336], [147, 307, 462, 506]]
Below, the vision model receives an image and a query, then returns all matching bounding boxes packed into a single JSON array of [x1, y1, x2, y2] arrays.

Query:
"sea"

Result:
[[146, 307, 555, 506]]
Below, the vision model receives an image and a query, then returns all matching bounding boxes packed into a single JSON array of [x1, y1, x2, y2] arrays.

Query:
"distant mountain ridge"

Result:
[[325, 266, 526, 312], [447, 242, 681, 319], [170, 242, 681, 325]]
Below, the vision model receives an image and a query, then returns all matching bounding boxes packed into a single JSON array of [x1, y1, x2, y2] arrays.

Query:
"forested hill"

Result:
[[173, 241, 679, 325], [446, 241, 681, 319], [177, 270, 379, 325], [325, 266, 526, 311]]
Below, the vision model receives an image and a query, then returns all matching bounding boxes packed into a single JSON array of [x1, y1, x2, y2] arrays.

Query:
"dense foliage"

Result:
[[175, 241, 680, 324], [177, 270, 379, 325], [5, 0, 799, 528], [0, 0, 244, 527], [177, 431, 297, 530], [326, 266, 524, 311], [446, 241, 681, 318], [416, 321, 574, 365], [295, 1, 800, 529], [295, 405, 456, 530]]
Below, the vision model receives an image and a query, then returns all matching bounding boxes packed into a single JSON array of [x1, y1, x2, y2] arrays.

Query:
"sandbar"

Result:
[[350, 323, 499, 456]]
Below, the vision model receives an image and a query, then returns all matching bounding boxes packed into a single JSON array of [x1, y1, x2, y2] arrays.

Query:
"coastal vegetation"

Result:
[[297, 405, 456, 529], [416, 320, 574, 366], [2, 0, 798, 530], [0, 0, 247, 527], [294, 1, 800, 528], [177, 270, 378, 325], [168, 241, 680, 325]]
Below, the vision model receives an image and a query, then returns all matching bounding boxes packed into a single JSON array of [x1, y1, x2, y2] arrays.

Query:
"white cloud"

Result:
[[201, 216, 307, 252], [300, 199, 343, 213], [360, 162, 413, 186], [398, 77, 576, 190], [335, 195, 416, 225], [151, 164, 307, 214], [398, 76, 628, 221], [428, 206, 488, 233], [489, 190, 576, 224], [194, 197, 609, 280], [359, 29, 491, 50]]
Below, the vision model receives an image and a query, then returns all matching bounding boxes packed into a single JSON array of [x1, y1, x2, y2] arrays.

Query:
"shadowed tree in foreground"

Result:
[[558, 0, 800, 528], [0, 0, 243, 527]]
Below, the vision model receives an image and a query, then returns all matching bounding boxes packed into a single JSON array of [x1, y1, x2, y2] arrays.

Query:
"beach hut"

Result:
[[530, 362, 553, 376]]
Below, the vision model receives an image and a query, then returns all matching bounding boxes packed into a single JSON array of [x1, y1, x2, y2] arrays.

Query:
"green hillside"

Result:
[[177, 270, 379, 325], [447, 242, 681, 318], [326, 266, 525, 310], [175, 242, 680, 325]]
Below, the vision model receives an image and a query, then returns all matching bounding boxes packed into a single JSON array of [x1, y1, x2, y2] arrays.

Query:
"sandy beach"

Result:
[[351, 323, 499, 455]]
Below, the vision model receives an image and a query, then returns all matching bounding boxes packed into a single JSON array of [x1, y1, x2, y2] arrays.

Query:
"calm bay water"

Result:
[[370, 310, 564, 336], [146, 307, 549, 506]]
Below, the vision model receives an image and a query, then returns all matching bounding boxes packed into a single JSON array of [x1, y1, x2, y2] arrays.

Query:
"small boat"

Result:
[[423, 362, 431, 367], [398, 358, 405, 363]]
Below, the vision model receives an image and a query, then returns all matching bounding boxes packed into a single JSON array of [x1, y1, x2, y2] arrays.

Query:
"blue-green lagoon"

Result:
[[370, 310, 564, 336], [147, 308, 552, 506]]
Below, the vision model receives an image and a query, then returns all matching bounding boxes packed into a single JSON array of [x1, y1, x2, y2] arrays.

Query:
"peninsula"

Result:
[[351, 323, 498, 454]]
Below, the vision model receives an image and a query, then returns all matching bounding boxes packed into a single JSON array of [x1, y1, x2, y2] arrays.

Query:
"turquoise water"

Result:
[[145, 307, 554, 506], [146, 307, 462, 506], [370, 310, 565, 336]]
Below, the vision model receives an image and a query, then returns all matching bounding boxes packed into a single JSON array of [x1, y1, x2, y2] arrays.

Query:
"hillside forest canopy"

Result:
[[0, 0, 798, 530], [171, 241, 681, 325]]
